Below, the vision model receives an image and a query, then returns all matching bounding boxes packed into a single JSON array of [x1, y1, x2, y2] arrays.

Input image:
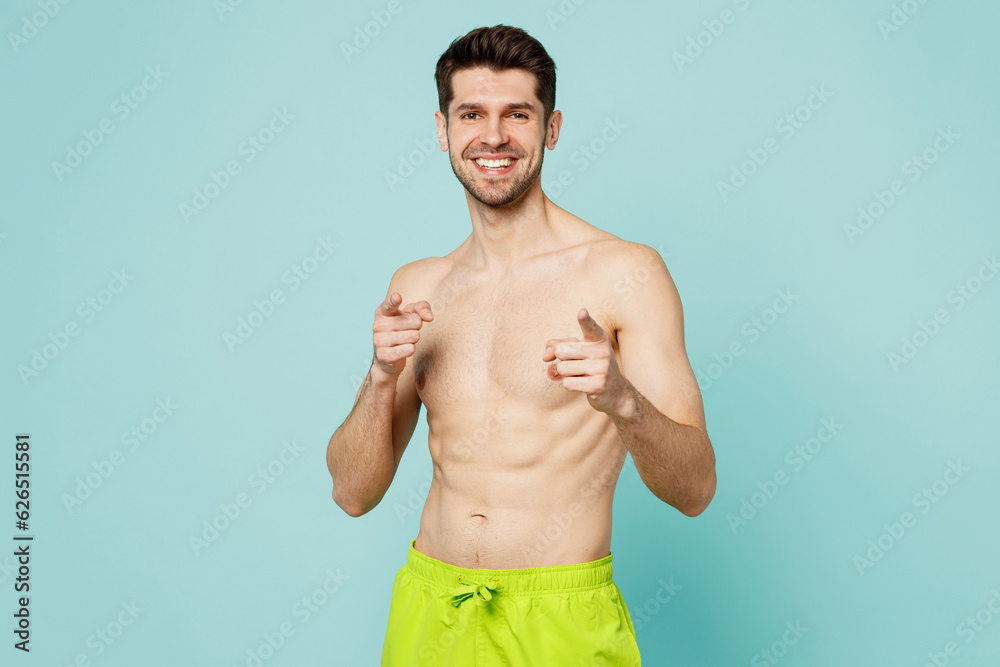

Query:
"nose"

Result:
[[479, 115, 509, 148]]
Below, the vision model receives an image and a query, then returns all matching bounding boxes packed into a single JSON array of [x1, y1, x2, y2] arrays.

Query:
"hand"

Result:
[[373, 292, 433, 376], [542, 308, 626, 414]]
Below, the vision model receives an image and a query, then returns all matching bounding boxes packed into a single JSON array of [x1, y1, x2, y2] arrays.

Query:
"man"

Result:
[[326, 24, 716, 666]]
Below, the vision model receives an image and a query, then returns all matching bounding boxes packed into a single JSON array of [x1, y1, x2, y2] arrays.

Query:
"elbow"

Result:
[[340, 502, 367, 518], [680, 466, 716, 518], [680, 489, 714, 517], [332, 487, 370, 518], [680, 493, 712, 517]]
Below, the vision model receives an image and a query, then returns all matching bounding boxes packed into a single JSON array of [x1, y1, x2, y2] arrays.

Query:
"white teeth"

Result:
[[475, 158, 513, 168]]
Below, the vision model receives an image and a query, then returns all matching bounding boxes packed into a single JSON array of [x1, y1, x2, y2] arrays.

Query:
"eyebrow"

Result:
[[453, 101, 539, 114]]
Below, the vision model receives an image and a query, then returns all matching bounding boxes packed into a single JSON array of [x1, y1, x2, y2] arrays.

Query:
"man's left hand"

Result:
[[542, 308, 628, 415]]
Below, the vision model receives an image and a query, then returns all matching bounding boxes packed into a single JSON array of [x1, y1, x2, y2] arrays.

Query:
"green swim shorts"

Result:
[[381, 538, 641, 666]]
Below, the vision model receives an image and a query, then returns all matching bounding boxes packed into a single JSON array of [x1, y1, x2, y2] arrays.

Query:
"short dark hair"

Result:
[[435, 25, 556, 123]]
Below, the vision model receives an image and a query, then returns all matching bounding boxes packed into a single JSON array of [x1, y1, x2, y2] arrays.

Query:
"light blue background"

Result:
[[1, 1, 998, 665]]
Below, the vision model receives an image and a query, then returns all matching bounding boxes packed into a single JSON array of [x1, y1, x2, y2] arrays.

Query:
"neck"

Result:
[[463, 181, 558, 273]]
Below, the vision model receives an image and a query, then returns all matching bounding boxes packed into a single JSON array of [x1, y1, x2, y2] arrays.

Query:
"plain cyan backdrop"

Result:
[[1, 0, 998, 665]]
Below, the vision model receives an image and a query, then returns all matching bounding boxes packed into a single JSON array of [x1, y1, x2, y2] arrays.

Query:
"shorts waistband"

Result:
[[404, 538, 614, 598]]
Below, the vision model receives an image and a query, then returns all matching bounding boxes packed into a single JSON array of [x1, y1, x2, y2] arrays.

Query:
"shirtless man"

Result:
[[327, 25, 716, 666]]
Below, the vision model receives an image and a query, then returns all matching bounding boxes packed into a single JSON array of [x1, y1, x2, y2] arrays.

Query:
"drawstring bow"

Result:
[[450, 576, 503, 607]]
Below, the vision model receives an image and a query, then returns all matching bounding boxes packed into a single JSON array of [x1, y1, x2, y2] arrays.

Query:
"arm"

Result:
[[606, 245, 716, 516], [326, 266, 426, 517]]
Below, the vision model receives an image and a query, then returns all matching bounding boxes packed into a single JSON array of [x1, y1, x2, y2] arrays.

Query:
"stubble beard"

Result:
[[448, 141, 545, 208]]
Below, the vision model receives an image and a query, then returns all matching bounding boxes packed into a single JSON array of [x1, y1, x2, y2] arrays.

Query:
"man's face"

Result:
[[436, 67, 559, 207]]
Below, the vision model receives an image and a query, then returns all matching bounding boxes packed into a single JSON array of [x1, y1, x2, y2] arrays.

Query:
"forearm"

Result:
[[326, 361, 398, 516], [607, 379, 716, 516]]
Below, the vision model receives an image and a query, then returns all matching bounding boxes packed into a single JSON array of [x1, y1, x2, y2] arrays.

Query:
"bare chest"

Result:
[[412, 265, 609, 412]]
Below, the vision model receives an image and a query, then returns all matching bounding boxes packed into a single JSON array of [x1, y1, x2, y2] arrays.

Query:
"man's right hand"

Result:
[[373, 292, 434, 376]]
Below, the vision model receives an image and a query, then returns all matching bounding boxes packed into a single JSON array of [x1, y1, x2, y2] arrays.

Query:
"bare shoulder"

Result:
[[584, 237, 675, 334], [391, 256, 451, 299], [587, 237, 663, 268], [558, 210, 661, 270]]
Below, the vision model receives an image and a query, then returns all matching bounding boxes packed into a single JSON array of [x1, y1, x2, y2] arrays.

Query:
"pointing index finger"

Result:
[[379, 292, 401, 316], [577, 307, 607, 342]]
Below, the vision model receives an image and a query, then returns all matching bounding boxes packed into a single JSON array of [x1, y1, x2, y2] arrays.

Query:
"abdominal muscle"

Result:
[[413, 403, 627, 570]]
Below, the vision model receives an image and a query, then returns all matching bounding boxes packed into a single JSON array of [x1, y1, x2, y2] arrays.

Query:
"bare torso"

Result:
[[406, 212, 633, 569]]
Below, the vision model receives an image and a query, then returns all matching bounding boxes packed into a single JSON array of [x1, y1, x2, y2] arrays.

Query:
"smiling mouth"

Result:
[[471, 157, 518, 174]]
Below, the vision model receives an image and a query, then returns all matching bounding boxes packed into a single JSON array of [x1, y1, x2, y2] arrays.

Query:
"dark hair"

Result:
[[435, 25, 556, 122]]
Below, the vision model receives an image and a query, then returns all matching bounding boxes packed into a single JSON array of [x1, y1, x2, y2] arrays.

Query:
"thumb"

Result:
[[577, 308, 607, 342]]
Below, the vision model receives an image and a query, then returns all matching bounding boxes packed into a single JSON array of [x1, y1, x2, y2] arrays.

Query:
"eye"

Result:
[[510, 112, 528, 119], [461, 112, 481, 120]]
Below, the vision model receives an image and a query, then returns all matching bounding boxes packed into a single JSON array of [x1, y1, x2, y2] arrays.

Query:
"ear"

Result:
[[435, 110, 449, 152], [545, 109, 563, 150]]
